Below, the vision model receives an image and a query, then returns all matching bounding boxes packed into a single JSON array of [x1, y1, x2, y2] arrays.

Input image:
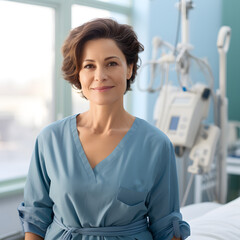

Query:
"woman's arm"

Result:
[[25, 232, 44, 240], [18, 136, 54, 238], [147, 140, 190, 239]]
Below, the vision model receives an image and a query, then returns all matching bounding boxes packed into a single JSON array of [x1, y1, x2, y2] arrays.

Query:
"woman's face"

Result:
[[79, 38, 133, 106]]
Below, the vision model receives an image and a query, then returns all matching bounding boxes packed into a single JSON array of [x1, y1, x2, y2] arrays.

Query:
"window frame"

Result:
[[0, 0, 132, 198]]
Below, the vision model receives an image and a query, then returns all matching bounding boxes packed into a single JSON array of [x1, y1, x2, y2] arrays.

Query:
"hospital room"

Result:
[[0, 0, 240, 239]]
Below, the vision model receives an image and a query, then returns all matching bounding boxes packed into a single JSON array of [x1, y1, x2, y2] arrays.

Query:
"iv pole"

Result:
[[177, 0, 193, 89], [177, 0, 194, 204]]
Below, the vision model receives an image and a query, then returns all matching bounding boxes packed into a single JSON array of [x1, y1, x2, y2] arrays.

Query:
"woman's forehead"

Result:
[[81, 38, 124, 59]]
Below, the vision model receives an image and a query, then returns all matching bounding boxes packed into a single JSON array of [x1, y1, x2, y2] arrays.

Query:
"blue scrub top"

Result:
[[18, 114, 190, 239]]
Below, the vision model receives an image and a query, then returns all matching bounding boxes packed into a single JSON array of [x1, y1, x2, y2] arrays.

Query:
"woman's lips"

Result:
[[92, 86, 114, 92]]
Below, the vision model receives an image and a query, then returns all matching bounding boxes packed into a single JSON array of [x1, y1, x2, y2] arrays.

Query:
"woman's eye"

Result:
[[84, 64, 94, 69], [108, 62, 118, 67]]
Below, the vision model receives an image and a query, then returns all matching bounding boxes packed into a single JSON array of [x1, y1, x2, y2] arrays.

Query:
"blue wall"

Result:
[[133, 0, 223, 123]]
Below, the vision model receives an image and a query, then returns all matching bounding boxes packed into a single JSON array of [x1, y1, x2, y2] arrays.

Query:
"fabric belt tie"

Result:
[[54, 217, 148, 240]]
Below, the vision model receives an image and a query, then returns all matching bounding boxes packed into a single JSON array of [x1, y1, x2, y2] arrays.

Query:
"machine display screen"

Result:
[[173, 97, 190, 105], [169, 116, 180, 130]]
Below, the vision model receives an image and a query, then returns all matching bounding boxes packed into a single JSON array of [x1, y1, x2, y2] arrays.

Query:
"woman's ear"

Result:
[[127, 64, 133, 80]]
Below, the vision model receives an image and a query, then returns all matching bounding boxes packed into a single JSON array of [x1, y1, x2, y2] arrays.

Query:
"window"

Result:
[[99, 0, 131, 7], [0, 1, 55, 181]]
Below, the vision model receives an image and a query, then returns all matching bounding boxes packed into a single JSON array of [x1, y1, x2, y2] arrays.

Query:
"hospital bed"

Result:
[[181, 196, 240, 239]]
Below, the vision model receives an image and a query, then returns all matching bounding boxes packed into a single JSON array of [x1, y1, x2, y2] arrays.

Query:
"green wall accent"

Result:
[[222, 0, 240, 121]]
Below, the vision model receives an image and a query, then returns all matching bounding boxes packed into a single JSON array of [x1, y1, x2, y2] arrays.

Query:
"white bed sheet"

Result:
[[181, 197, 240, 240]]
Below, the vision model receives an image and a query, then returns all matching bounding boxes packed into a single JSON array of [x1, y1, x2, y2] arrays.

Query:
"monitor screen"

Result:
[[173, 97, 190, 105], [169, 116, 180, 130]]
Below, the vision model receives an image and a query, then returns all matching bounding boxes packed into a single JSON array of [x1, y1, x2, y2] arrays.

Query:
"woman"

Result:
[[18, 18, 190, 240]]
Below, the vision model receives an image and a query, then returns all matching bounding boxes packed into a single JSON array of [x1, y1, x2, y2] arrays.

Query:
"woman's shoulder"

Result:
[[38, 114, 76, 139], [134, 117, 175, 172], [135, 117, 171, 144]]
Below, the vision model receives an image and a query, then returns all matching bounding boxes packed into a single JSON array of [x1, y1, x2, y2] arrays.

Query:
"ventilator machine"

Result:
[[138, 0, 231, 206]]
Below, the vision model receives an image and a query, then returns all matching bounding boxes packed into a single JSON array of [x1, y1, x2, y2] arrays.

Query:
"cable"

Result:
[[137, 61, 163, 92], [181, 173, 194, 207], [137, 54, 175, 92], [156, 63, 170, 128], [188, 53, 215, 92], [137, 61, 159, 92], [204, 174, 213, 202]]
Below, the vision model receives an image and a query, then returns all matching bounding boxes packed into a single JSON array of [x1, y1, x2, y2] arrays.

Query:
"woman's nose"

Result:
[[95, 66, 107, 82]]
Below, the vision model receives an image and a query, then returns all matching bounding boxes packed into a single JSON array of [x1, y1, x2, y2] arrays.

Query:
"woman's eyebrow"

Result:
[[83, 59, 95, 62], [83, 56, 120, 62], [104, 56, 120, 61]]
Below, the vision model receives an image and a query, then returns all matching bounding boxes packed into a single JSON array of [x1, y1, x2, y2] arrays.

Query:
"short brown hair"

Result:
[[61, 18, 144, 92]]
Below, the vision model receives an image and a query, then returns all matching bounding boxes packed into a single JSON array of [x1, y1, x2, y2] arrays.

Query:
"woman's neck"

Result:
[[79, 103, 134, 135]]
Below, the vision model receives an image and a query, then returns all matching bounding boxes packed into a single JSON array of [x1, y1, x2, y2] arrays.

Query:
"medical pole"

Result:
[[181, 0, 190, 44], [216, 26, 231, 203], [178, 0, 194, 203], [179, 0, 188, 89], [178, 0, 193, 89]]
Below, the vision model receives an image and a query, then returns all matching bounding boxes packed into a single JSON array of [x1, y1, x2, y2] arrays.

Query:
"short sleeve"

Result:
[[18, 135, 53, 238], [147, 141, 190, 240]]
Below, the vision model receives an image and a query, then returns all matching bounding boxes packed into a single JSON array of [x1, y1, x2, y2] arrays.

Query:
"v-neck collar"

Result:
[[70, 114, 139, 181]]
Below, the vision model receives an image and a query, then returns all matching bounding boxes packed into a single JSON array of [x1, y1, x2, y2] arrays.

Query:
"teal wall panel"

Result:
[[222, 0, 240, 121]]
